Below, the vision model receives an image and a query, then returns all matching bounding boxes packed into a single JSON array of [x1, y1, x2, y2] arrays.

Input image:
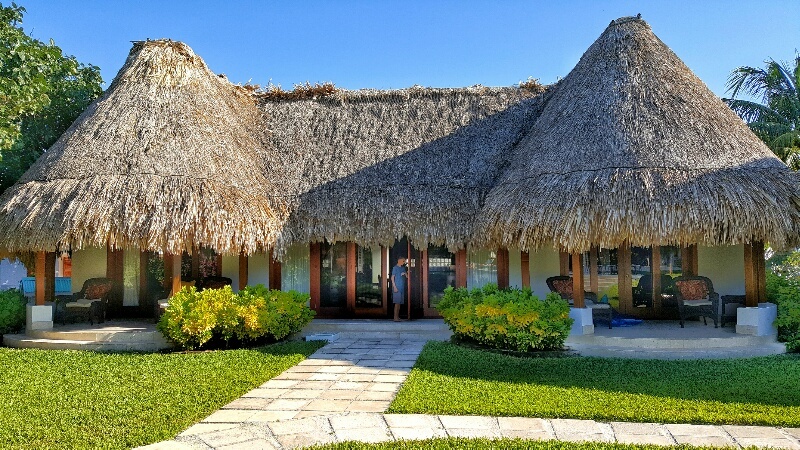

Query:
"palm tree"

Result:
[[724, 55, 800, 169]]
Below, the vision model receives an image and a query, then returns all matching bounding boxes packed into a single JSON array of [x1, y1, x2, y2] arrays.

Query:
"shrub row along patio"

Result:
[[0, 341, 322, 450], [388, 341, 800, 427]]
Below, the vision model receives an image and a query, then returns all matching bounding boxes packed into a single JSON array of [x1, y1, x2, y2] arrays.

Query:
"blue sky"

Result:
[[15, 0, 800, 98]]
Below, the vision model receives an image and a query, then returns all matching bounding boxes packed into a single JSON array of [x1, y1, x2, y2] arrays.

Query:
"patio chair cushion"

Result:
[[84, 282, 112, 300], [675, 279, 708, 300], [551, 279, 573, 298], [682, 299, 712, 307]]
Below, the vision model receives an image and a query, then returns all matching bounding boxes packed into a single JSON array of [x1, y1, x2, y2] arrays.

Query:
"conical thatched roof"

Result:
[[0, 40, 285, 254], [259, 85, 548, 252], [475, 16, 800, 252]]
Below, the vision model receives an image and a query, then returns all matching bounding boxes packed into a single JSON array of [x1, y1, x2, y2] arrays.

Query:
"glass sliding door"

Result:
[[319, 241, 347, 309], [355, 245, 385, 311], [426, 245, 455, 311]]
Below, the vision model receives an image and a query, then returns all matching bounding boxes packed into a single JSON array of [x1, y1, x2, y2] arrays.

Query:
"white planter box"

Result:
[[26, 304, 54, 331], [736, 302, 777, 336], [569, 307, 594, 335]]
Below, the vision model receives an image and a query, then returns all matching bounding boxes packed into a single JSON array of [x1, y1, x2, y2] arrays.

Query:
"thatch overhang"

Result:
[[475, 16, 800, 253], [258, 85, 549, 252], [0, 40, 286, 255]]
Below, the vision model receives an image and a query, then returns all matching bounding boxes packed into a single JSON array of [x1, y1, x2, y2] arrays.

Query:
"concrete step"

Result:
[[28, 328, 167, 344], [299, 319, 453, 341], [3, 334, 170, 352]]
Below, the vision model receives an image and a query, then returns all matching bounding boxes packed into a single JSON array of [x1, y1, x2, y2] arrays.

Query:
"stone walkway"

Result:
[[139, 337, 800, 450]]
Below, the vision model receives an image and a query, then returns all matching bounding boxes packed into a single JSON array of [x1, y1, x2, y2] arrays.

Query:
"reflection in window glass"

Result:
[[356, 246, 383, 309], [467, 248, 497, 289], [428, 245, 455, 308], [319, 242, 347, 308], [282, 244, 310, 293]]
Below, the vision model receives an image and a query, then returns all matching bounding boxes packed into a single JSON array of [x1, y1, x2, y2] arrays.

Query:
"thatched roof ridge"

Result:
[[475, 17, 800, 252], [0, 39, 286, 254], [259, 84, 550, 251]]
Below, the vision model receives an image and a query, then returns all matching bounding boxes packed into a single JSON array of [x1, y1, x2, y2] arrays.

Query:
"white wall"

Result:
[[71, 247, 107, 292], [248, 253, 270, 287], [221, 255, 240, 292], [509, 247, 522, 288], [530, 247, 561, 299], [698, 244, 745, 297]]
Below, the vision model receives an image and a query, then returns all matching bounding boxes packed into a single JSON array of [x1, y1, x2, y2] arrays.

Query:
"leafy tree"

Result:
[[0, 2, 102, 192], [724, 55, 800, 169]]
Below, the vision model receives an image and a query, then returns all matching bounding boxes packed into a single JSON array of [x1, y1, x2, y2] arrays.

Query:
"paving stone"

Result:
[[262, 379, 298, 389], [373, 374, 407, 383], [203, 409, 257, 423], [346, 401, 390, 412], [309, 373, 341, 381], [293, 411, 337, 419], [330, 413, 386, 430], [390, 427, 447, 440], [500, 429, 554, 440], [197, 427, 257, 447], [672, 435, 734, 447], [736, 437, 800, 449], [666, 423, 727, 437], [359, 360, 390, 367], [384, 360, 415, 368], [439, 415, 497, 430], [723, 425, 786, 439], [319, 389, 362, 400], [218, 438, 278, 450], [270, 417, 329, 436], [615, 433, 675, 446], [445, 427, 501, 438], [347, 367, 383, 374], [243, 388, 287, 398], [337, 427, 393, 443], [276, 372, 314, 380], [785, 428, 800, 440], [288, 365, 323, 373], [498, 417, 551, 432], [551, 418, 605, 435], [223, 397, 273, 410], [378, 368, 411, 375], [339, 373, 377, 382], [304, 399, 352, 412], [294, 381, 335, 390], [136, 441, 198, 450], [279, 389, 325, 399], [179, 423, 239, 437], [276, 432, 334, 449], [367, 382, 400, 392], [263, 399, 311, 411], [247, 411, 297, 422], [384, 414, 442, 429], [611, 422, 663, 435], [557, 432, 613, 443], [355, 390, 396, 401], [331, 381, 369, 390], [317, 366, 351, 373]]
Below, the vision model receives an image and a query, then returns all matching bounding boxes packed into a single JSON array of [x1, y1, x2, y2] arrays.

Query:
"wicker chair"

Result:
[[632, 273, 675, 308], [546, 275, 612, 329], [196, 276, 233, 291], [57, 278, 115, 325], [673, 275, 719, 328]]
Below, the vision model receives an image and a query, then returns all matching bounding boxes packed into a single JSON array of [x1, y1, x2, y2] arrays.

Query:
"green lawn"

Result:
[[388, 341, 800, 427], [0, 341, 323, 450], [307, 438, 717, 450]]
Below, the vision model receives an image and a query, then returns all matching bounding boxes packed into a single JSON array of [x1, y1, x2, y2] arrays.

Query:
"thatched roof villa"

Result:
[[2, 16, 797, 334]]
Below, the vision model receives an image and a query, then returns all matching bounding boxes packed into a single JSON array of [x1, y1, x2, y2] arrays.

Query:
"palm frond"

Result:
[[725, 99, 786, 124]]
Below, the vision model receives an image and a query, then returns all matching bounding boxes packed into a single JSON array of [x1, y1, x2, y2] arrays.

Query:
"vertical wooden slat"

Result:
[[681, 244, 699, 277], [268, 249, 282, 291], [346, 242, 356, 313], [238, 253, 248, 291], [215, 254, 222, 277], [44, 252, 56, 303], [407, 240, 412, 319], [651, 246, 662, 316], [191, 245, 200, 281], [455, 249, 467, 288], [496, 248, 509, 289], [35, 251, 46, 306], [559, 251, 570, 276], [421, 248, 429, 310], [755, 240, 766, 305], [589, 246, 599, 294], [744, 243, 757, 307], [571, 252, 585, 308], [309, 243, 321, 311], [171, 254, 182, 297], [520, 251, 531, 289], [381, 246, 388, 314], [618, 243, 633, 314], [163, 253, 174, 294]]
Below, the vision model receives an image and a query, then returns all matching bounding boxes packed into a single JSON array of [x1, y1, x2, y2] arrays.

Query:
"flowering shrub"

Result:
[[438, 284, 573, 351], [158, 285, 314, 350]]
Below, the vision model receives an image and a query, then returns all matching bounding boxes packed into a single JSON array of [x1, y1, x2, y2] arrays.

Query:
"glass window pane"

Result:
[[320, 242, 347, 308], [282, 244, 310, 293], [427, 245, 455, 309], [123, 249, 140, 307], [356, 246, 383, 309], [467, 248, 497, 288]]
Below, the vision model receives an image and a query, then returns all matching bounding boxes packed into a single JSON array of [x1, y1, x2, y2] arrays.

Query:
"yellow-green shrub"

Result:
[[438, 284, 573, 351], [157, 285, 315, 350]]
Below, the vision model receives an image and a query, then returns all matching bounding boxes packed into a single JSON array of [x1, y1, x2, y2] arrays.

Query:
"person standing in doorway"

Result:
[[391, 257, 407, 321]]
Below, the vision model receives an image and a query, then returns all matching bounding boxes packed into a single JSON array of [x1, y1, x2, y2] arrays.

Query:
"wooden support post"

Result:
[[496, 248, 509, 289], [617, 243, 633, 314], [682, 244, 698, 277], [744, 241, 766, 307], [44, 252, 56, 303], [571, 252, 585, 308], [170, 253, 182, 297], [163, 253, 174, 294], [191, 245, 200, 281], [559, 251, 570, 276], [589, 246, 599, 295], [35, 251, 46, 306], [651, 246, 662, 315], [309, 243, 321, 311], [346, 242, 356, 313], [520, 251, 531, 289], [268, 249, 281, 290], [238, 253, 248, 291], [381, 246, 388, 312], [455, 249, 467, 288]]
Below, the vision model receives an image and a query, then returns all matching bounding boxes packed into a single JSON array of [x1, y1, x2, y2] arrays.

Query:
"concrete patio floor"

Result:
[[137, 335, 799, 450]]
